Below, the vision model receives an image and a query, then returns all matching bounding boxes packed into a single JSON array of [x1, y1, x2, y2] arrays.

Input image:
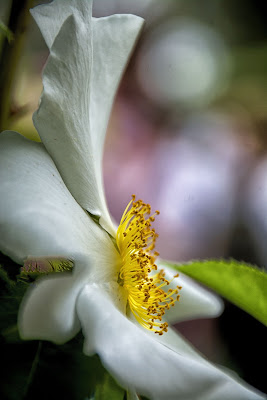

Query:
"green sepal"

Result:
[[166, 259, 267, 326], [0, 21, 14, 43]]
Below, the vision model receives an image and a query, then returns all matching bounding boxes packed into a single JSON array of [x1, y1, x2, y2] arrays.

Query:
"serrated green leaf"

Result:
[[94, 372, 125, 400], [167, 259, 267, 326]]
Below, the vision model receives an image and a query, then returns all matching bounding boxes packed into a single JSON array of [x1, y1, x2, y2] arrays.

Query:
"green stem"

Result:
[[0, 0, 35, 132], [23, 341, 42, 399]]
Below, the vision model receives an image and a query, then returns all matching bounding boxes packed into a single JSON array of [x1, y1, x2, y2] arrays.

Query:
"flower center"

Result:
[[116, 195, 181, 335]]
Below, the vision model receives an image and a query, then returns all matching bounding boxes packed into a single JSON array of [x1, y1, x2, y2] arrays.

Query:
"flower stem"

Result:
[[0, 0, 34, 132], [23, 341, 42, 399]]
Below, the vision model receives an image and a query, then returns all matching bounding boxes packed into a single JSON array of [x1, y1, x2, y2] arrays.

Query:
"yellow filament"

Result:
[[116, 195, 181, 335]]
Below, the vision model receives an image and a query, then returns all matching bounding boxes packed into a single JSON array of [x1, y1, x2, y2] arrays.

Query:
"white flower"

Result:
[[0, 1, 265, 399]]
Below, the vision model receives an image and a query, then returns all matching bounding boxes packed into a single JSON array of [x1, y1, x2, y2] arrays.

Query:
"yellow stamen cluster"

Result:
[[116, 195, 181, 335]]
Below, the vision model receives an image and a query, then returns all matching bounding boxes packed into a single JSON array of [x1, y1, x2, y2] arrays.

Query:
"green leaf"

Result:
[[167, 259, 267, 326], [94, 372, 125, 400]]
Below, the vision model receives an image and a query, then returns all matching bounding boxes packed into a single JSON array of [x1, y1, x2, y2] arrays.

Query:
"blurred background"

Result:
[[1, 0, 267, 395]]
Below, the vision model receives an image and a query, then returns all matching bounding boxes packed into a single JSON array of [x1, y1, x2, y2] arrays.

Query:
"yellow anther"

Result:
[[116, 196, 181, 335]]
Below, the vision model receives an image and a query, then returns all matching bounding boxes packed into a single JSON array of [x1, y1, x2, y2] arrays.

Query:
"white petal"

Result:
[[128, 309, 210, 363], [19, 256, 91, 344], [77, 284, 265, 400], [90, 14, 144, 168], [32, 1, 143, 234], [0, 131, 115, 266], [30, 0, 92, 50], [158, 262, 223, 323], [145, 324, 209, 362]]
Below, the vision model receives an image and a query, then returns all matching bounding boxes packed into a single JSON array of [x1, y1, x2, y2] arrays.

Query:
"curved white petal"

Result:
[[32, 0, 144, 234], [19, 256, 92, 344], [158, 262, 223, 323], [30, 0, 92, 50], [128, 309, 211, 363], [77, 284, 265, 400], [145, 324, 210, 362], [0, 131, 115, 267], [90, 14, 144, 166]]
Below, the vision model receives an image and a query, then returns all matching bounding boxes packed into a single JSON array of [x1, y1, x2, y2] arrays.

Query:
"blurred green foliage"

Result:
[[0, 252, 125, 400]]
